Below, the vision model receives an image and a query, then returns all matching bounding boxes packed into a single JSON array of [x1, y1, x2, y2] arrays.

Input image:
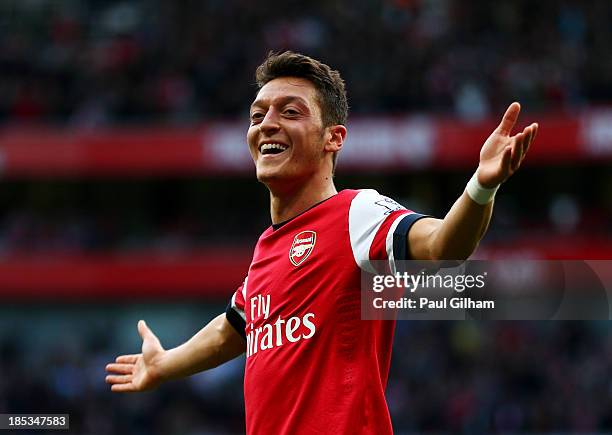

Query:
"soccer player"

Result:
[[105, 51, 538, 434]]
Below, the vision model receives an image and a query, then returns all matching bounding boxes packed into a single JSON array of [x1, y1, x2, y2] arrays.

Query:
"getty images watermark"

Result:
[[372, 268, 490, 310], [361, 260, 612, 320]]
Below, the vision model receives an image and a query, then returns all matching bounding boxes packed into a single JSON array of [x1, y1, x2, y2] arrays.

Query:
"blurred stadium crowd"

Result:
[[0, 0, 610, 256], [1, 169, 610, 257], [1, 312, 612, 434], [1, 0, 611, 125], [1, 0, 612, 434]]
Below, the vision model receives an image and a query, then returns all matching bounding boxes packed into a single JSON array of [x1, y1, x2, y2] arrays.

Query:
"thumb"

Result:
[[138, 320, 164, 358], [138, 320, 159, 343]]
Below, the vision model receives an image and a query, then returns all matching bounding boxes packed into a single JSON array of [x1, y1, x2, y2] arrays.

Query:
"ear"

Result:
[[324, 125, 347, 153]]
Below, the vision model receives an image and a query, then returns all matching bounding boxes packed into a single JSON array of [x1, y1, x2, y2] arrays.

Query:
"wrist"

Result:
[[466, 172, 499, 205]]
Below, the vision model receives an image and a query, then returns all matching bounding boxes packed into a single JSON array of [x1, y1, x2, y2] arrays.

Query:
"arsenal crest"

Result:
[[289, 230, 317, 266]]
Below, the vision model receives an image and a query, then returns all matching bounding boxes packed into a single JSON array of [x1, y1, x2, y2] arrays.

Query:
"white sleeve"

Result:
[[348, 189, 428, 274]]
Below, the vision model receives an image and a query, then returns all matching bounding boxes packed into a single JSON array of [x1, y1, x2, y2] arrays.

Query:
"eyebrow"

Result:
[[250, 95, 310, 110]]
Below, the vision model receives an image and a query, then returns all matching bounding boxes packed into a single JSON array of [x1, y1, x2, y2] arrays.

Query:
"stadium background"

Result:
[[1, 0, 611, 433]]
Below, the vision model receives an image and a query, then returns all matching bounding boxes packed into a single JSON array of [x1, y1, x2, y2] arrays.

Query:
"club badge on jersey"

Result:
[[289, 230, 317, 266]]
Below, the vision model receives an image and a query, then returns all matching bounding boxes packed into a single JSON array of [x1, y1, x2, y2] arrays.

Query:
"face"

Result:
[[247, 77, 343, 189]]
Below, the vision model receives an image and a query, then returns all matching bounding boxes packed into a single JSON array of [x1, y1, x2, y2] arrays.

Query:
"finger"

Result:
[[116, 354, 139, 364], [138, 320, 158, 342], [521, 126, 532, 156], [521, 123, 537, 161], [511, 134, 524, 170], [496, 102, 521, 136], [138, 320, 163, 351], [105, 363, 133, 375], [106, 374, 132, 384], [526, 122, 538, 153], [500, 146, 512, 173], [111, 383, 137, 393], [138, 320, 148, 339]]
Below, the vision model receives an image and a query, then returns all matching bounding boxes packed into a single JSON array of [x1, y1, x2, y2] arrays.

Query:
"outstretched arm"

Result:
[[105, 313, 245, 392], [408, 102, 538, 260]]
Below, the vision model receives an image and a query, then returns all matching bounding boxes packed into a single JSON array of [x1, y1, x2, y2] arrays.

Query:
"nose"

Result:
[[259, 108, 281, 135]]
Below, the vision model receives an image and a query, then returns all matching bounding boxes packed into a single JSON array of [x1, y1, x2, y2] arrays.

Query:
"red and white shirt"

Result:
[[226, 189, 427, 434]]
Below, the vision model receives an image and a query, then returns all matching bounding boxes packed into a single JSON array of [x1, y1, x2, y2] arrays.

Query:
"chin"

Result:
[[256, 168, 285, 185], [256, 167, 302, 192]]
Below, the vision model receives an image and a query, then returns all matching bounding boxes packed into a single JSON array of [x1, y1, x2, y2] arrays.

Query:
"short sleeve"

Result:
[[348, 189, 428, 274], [225, 277, 247, 340]]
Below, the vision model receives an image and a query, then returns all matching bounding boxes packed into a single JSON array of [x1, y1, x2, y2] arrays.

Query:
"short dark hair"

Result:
[[255, 52, 347, 172], [255, 51, 348, 127]]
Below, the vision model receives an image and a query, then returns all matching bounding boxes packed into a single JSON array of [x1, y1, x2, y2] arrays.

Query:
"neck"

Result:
[[268, 174, 337, 224]]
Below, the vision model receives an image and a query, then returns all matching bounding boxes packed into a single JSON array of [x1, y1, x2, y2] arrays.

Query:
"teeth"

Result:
[[260, 143, 288, 153]]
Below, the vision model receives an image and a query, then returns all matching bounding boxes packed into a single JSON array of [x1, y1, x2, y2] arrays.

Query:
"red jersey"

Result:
[[226, 189, 426, 434]]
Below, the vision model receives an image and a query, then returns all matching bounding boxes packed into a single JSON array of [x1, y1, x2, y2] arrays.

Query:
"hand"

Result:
[[477, 102, 538, 188], [105, 320, 165, 392]]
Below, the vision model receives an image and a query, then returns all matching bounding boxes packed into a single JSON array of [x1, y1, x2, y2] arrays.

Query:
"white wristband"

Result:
[[466, 173, 499, 205]]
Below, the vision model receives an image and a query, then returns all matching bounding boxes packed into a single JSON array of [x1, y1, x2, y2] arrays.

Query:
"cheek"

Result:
[[246, 128, 258, 154], [303, 128, 325, 157], [246, 127, 256, 143]]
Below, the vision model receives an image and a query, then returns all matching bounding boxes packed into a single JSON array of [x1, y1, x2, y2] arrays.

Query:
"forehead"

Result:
[[252, 77, 319, 109]]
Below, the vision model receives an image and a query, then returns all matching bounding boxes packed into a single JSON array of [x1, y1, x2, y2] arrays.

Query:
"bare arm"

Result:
[[408, 102, 538, 261], [105, 313, 245, 392]]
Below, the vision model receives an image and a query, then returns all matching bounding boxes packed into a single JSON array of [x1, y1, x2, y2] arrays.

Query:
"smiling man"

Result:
[[106, 51, 538, 434]]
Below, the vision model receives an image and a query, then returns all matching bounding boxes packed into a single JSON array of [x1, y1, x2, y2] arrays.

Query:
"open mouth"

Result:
[[259, 143, 288, 156]]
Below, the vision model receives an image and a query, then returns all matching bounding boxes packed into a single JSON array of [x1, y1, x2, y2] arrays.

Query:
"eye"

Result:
[[250, 112, 264, 123], [284, 108, 299, 116]]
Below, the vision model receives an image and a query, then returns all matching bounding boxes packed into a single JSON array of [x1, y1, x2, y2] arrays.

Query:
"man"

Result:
[[106, 51, 538, 434]]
